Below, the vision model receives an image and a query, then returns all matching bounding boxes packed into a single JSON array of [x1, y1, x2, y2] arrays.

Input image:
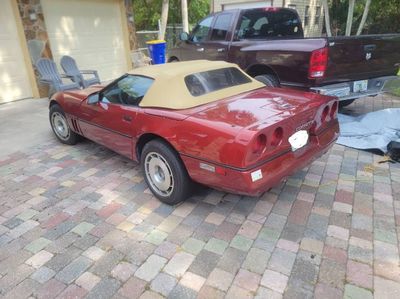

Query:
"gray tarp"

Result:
[[337, 108, 400, 153]]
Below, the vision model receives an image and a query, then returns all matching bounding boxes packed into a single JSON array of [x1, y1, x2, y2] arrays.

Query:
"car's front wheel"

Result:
[[141, 140, 192, 205], [49, 104, 79, 145]]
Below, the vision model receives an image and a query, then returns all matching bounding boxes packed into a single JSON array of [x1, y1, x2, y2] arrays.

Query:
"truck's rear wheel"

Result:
[[168, 57, 179, 63], [339, 99, 355, 109], [254, 74, 280, 87]]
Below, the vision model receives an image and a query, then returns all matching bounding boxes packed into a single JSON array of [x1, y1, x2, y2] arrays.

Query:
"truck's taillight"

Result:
[[308, 47, 328, 79]]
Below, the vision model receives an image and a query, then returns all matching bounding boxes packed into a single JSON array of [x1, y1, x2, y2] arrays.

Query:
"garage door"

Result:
[[0, 0, 33, 103], [223, 1, 272, 10], [42, 0, 129, 82]]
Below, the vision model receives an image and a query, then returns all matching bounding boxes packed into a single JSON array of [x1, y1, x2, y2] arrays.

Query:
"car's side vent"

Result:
[[71, 118, 81, 134]]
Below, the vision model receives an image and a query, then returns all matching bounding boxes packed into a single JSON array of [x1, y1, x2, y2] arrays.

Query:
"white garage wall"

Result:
[[222, 1, 273, 10], [0, 0, 33, 103], [42, 0, 129, 82]]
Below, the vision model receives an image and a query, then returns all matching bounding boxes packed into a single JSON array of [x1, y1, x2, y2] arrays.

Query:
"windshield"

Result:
[[184, 67, 252, 97]]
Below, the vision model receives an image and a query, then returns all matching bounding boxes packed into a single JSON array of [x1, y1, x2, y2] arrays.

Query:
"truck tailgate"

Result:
[[321, 34, 400, 85]]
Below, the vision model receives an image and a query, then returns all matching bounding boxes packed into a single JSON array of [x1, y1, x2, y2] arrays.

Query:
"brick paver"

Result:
[[0, 95, 400, 298]]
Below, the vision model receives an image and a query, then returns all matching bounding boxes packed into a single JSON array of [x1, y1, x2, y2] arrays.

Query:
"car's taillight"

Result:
[[271, 127, 283, 147], [321, 105, 329, 122], [308, 47, 328, 79], [330, 101, 338, 118], [252, 134, 267, 154]]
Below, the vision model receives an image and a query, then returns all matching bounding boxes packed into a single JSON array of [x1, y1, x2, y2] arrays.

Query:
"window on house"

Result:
[[315, 6, 321, 25], [304, 6, 310, 26]]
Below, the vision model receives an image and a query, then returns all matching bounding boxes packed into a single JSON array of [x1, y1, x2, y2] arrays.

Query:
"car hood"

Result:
[[188, 87, 331, 130]]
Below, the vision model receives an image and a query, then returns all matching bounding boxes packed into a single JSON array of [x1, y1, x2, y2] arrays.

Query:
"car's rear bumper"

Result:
[[181, 122, 339, 197], [310, 75, 399, 101]]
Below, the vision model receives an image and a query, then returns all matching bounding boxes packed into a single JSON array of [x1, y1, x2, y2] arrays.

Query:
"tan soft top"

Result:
[[129, 60, 264, 109]]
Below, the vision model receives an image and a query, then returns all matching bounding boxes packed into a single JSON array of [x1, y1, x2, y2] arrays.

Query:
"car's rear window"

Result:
[[184, 67, 252, 97], [238, 9, 303, 39]]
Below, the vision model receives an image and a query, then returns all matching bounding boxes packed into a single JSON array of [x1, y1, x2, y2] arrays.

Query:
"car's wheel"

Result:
[[141, 140, 191, 205], [339, 99, 355, 109], [49, 104, 79, 145], [254, 74, 280, 87]]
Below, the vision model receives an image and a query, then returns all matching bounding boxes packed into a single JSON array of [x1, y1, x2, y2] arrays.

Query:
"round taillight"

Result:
[[252, 134, 267, 153], [330, 101, 338, 118], [321, 106, 329, 122], [271, 127, 283, 146]]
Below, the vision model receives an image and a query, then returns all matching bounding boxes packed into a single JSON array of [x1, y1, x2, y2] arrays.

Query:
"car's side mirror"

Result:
[[87, 93, 100, 104], [180, 32, 189, 41]]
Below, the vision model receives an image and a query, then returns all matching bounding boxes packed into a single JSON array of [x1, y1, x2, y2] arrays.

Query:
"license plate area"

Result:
[[288, 130, 309, 151], [353, 80, 368, 93]]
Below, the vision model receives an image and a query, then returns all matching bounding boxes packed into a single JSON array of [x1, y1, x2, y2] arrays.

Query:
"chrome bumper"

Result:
[[311, 75, 399, 101]]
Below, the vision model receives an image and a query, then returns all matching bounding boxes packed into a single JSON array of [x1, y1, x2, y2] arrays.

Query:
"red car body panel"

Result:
[[52, 84, 339, 197]]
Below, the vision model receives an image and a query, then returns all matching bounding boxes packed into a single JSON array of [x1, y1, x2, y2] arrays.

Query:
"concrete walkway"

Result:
[[0, 95, 400, 299], [0, 98, 52, 158]]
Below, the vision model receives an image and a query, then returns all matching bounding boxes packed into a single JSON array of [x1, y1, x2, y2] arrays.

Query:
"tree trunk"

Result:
[[356, 0, 372, 35], [322, 0, 332, 37], [345, 0, 355, 36], [181, 0, 189, 33], [159, 0, 169, 40]]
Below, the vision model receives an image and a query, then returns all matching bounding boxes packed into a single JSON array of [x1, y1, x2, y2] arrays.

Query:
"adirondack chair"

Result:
[[60, 56, 100, 88], [36, 58, 80, 96]]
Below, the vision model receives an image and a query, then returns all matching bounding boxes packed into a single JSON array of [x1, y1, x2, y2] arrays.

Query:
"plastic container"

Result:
[[146, 40, 167, 64]]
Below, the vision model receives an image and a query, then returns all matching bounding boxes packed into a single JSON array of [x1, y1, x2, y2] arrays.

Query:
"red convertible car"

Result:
[[49, 61, 339, 204]]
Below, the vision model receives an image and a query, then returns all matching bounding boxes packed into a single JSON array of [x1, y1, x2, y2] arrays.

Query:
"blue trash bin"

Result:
[[146, 40, 166, 64]]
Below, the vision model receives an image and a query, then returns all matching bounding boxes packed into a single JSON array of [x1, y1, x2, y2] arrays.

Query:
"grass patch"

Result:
[[384, 69, 400, 96]]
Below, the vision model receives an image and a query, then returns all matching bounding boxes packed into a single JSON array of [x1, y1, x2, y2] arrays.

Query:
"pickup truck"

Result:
[[168, 7, 400, 106]]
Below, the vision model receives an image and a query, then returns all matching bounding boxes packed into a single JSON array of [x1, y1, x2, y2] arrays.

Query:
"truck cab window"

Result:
[[237, 9, 303, 39], [191, 16, 213, 43], [211, 14, 232, 41]]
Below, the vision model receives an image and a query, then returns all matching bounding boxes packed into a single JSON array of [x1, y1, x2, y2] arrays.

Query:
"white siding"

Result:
[[0, 0, 33, 103]]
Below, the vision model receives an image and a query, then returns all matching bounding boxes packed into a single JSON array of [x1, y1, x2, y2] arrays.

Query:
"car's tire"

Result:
[[49, 104, 79, 145], [141, 139, 192, 205], [339, 99, 355, 109], [254, 74, 280, 87]]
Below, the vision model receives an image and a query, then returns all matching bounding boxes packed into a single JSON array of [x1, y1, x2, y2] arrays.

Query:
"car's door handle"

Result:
[[196, 47, 204, 52], [217, 48, 226, 52], [123, 115, 132, 122]]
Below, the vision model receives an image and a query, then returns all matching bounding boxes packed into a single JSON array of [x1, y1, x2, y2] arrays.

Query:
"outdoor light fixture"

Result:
[[29, 8, 37, 21]]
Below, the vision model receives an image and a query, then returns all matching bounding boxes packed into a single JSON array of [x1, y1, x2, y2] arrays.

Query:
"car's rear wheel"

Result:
[[141, 140, 191, 205], [49, 104, 79, 145], [254, 74, 280, 87]]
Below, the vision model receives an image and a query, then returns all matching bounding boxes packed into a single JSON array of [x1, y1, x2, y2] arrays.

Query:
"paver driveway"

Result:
[[1, 95, 400, 299]]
